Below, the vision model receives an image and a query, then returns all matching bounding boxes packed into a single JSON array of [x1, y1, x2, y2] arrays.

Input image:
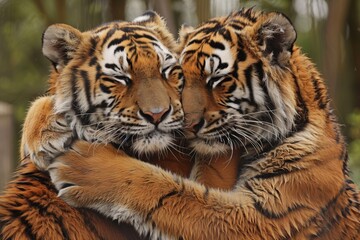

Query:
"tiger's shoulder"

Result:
[[0, 158, 142, 240]]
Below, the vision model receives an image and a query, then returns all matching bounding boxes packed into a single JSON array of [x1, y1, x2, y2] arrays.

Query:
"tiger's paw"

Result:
[[21, 96, 74, 170], [48, 141, 122, 207]]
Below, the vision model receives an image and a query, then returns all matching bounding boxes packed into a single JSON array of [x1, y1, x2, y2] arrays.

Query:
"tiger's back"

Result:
[[0, 158, 143, 240]]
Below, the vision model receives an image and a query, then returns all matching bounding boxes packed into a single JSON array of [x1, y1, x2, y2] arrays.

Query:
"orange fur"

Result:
[[1, 11, 189, 240], [47, 9, 360, 240]]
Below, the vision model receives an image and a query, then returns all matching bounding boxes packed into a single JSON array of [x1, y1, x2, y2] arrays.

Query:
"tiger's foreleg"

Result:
[[21, 96, 73, 170]]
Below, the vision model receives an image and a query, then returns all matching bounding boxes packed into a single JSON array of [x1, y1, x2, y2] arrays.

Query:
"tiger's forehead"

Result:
[[89, 23, 176, 79], [180, 30, 238, 77], [180, 10, 261, 77]]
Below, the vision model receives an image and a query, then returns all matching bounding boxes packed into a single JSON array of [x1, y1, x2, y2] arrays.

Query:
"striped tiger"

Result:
[[45, 8, 360, 239], [0, 11, 189, 240]]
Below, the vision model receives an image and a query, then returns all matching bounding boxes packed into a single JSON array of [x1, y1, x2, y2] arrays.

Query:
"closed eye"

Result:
[[206, 75, 233, 89], [113, 75, 131, 85], [102, 75, 131, 86]]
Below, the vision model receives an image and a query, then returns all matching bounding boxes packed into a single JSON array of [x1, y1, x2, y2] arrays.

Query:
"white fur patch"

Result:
[[91, 203, 176, 240], [132, 15, 151, 23], [190, 139, 230, 156], [132, 132, 173, 154]]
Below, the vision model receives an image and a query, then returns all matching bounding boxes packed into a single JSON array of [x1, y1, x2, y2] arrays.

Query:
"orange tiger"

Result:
[[45, 8, 360, 239], [0, 11, 190, 240]]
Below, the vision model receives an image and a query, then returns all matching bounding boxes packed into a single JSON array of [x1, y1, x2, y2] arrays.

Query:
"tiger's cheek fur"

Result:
[[41, 18, 186, 154]]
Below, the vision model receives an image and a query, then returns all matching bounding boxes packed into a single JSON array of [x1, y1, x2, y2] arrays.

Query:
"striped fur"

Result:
[[1, 11, 187, 240], [45, 9, 360, 239], [21, 10, 184, 171], [0, 159, 143, 240]]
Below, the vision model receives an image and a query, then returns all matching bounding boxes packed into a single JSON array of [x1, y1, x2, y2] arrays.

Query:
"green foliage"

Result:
[[348, 110, 360, 185]]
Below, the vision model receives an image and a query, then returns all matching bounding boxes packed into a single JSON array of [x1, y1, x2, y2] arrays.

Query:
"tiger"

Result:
[[44, 8, 360, 240], [0, 11, 190, 240]]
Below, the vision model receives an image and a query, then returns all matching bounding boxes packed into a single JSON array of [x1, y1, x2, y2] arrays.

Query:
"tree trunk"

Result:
[[196, 0, 210, 24], [323, 0, 351, 123], [109, 0, 126, 21], [347, 0, 360, 110], [0, 102, 14, 192]]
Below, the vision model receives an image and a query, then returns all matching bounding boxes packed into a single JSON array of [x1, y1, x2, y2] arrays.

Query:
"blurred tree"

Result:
[[108, 0, 126, 21], [323, 0, 351, 122], [347, 0, 360, 110], [196, 0, 210, 24]]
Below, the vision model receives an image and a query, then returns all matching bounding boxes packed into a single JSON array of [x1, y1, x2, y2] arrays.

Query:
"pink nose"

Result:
[[185, 117, 205, 133], [141, 107, 169, 124]]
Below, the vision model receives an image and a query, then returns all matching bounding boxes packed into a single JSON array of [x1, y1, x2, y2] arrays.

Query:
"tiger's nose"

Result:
[[186, 117, 205, 134], [140, 107, 170, 124]]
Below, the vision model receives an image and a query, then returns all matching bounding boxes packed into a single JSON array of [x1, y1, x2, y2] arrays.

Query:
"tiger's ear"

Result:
[[132, 11, 164, 27], [42, 24, 82, 72], [177, 24, 195, 55], [256, 12, 296, 66], [133, 11, 177, 52]]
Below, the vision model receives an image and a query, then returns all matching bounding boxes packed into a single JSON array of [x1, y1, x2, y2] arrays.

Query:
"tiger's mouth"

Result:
[[127, 131, 176, 154], [108, 129, 181, 155], [189, 138, 231, 156], [184, 128, 233, 156]]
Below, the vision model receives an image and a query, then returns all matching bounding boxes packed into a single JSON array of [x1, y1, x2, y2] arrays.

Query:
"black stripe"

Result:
[[107, 36, 128, 49], [95, 64, 102, 80], [80, 70, 93, 125], [71, 69, 82, 121], [229, 23, 244, 31], [254, 200, 311, 219], [94, 25, 110, 33], [121, 26, 149, 33], [146, 190, 179, 221], [105, 63, 120, 71], [298, 184, 346, 239], [19, 212, 38, 239], [89, 56, 97, 66], [78, 209, 106, 240], [137, 33, 158, 42], [102, 77, 118, 84], [88, 37, 98, 56], [220, 28, 232, 42], [187, 38, 203, 46], [252, 167, 303, 180], [244, 65, 256, 106], [227, 83, 237, 93], [255, 61, 276, 124], [101, 27, 116, 47], [241, 8, 257, 23], [209, 40, 225, 50], [114, 75, 131, 85], [309, 185, 354, 239], [292, 73, 309, 133], [21, 172, 56, 192], [237, 49, 247, 61], [25, 197, 70, 240], [80, 70, 92, 108], [114, 46, 125, 53], [312, 78, 327, 109], [100, 83, 111, 94]]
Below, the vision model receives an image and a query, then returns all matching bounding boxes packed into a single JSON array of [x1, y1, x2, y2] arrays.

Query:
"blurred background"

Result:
[[0, 0, 359, 190]]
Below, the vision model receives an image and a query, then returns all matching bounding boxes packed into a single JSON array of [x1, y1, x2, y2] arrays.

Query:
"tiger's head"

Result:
[[179, 9, 299, 156], [42, 12, 184, 155]]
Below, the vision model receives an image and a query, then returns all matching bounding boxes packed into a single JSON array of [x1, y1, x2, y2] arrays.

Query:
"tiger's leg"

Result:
[[21, 96, 73, 170], [44, 142, 281, 239], [48, 141, 360, 239]]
